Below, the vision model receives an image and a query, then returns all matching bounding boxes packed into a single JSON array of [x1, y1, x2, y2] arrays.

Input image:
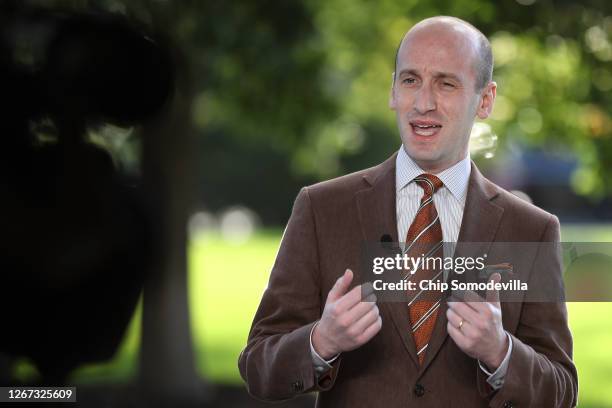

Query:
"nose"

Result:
[[413, 83, 436, 114]]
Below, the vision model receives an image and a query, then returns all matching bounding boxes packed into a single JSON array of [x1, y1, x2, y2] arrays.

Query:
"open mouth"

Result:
[[410, 122, 442, 136]]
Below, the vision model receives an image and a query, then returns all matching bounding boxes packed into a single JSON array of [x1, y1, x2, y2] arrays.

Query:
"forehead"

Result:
[[397, 24, 479, 81]]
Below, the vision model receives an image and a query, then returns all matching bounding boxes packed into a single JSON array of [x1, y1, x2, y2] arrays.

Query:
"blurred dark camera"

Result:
[[1, 9, 174, 128], [0, 7, 175, 385]]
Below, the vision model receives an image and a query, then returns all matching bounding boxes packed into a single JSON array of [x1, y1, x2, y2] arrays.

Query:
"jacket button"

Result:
[[291, 380, 304, 392], [503, 401, 513, 408], [414, 383, 425, 397]]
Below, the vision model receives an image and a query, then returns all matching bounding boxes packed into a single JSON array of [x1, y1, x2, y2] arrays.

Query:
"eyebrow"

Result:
[[397, 69, 463, 83]]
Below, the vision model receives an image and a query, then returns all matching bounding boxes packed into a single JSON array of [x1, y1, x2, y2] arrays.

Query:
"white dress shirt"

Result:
[[311, 146, 511, 390], [396, 143, 469, 248]]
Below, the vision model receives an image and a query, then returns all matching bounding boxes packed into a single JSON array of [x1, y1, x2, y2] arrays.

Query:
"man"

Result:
[[239, 16, 577, 407]]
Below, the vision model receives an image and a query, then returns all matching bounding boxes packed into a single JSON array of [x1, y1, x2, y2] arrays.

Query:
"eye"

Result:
[[402, 77, 417, 85], [442, 81, 456, 88]]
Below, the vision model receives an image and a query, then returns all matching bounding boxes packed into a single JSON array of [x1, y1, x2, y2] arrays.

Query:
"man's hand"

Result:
[[446, 273, 508, 370], [312, 269, 382, 359]]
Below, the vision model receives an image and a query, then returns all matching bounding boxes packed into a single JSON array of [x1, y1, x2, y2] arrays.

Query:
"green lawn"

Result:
[[188, 229, 281, 382], [48, 223, 612, 407]]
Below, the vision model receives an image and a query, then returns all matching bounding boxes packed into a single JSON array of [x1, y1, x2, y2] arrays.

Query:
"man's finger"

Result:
[[461, 290, 488, 312], [328, 269, 353, 302], [447, 300, 479, 323], [336, 284, 365, 312], [357, 316, 382, 344], [361, 281, 375, 298], [486, 273, 501, 305], [352, 305, 380, 335], [446, 306, 463, 328], [344, 295, 377, 324], [447, 321, 468, 350], [446, 307, 477, 338]]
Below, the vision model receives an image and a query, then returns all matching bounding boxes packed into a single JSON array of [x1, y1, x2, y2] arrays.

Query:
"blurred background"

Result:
[[1, 0, 611, 407]]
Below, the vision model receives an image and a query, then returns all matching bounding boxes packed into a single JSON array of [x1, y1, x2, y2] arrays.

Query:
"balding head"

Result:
[[394, 16, 493, 91], [389, 15, 497, 173]]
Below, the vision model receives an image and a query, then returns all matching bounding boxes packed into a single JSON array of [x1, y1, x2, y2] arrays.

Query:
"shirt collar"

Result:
[[395, 145, 471, 202]]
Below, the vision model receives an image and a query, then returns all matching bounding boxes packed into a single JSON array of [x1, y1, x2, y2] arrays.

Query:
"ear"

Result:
[[389, 72, 397, 110], [476, 81, 496, 120]]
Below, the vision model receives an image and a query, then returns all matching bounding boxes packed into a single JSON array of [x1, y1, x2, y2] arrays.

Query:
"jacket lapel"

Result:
[[355, 154, 420, 367], [419, 161, 504, 371]]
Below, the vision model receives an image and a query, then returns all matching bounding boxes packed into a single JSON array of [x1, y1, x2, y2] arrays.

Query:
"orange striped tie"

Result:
[[405, 173, 444, 365]]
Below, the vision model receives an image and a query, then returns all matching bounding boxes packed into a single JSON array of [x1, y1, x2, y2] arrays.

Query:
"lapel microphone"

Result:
[[380, 234, 392, 243], [380, 234, 393, 251]]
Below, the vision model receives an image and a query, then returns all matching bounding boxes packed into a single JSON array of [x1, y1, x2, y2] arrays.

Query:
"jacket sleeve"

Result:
[[478, 215, 578, 407], [238, 187, 341, 401]]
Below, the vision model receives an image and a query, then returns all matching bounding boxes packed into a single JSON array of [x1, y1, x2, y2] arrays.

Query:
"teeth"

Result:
[[412, 124, 440, 136], [414, 128, 435, 136]]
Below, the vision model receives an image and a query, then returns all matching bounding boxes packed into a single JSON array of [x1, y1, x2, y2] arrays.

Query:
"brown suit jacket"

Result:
[[239, 153, 578, 407]]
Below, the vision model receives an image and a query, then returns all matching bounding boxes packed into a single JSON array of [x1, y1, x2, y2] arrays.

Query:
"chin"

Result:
[[410, 155, 444, 168], [403, 145, 440, 162]]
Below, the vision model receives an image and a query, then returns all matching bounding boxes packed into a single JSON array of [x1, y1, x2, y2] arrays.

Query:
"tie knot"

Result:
[[414, 173, 444, 196]]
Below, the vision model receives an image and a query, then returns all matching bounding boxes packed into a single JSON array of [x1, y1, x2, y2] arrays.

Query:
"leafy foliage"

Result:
[[16, 0, 612, 221]]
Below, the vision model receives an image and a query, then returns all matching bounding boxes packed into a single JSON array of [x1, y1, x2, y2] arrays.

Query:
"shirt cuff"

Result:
[[310, 321, 340, 375], [478, 331, 512, 390]]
